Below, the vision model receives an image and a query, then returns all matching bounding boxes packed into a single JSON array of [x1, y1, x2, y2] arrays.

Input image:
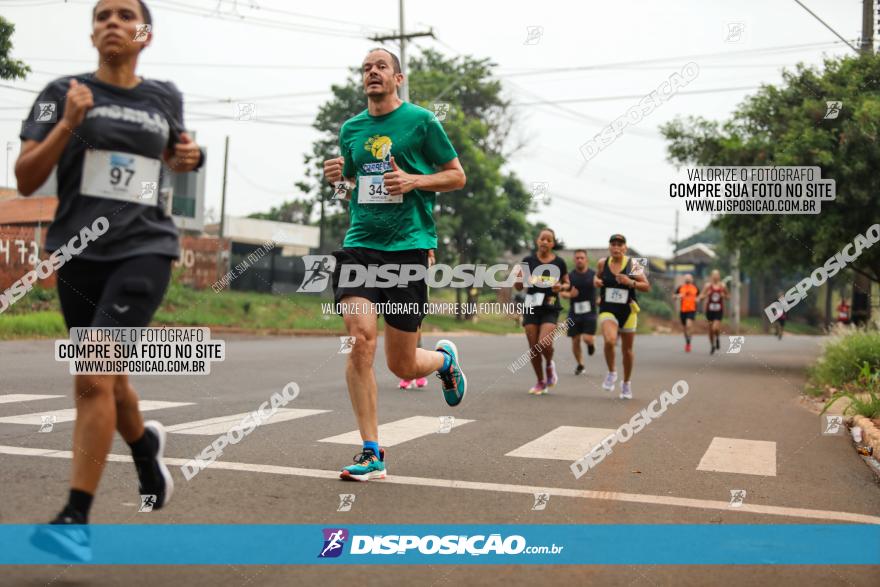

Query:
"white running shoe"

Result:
[[620, 381, 633, 400], [602, 371, 618, 391]]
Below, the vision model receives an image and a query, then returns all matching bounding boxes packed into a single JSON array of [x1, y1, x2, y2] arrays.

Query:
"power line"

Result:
[[501, 40, 854, 78], [146, 0, 368, 38], [791, 0, 860, 53], [22, 57, 351, 71], [512, 85, 761, 107]]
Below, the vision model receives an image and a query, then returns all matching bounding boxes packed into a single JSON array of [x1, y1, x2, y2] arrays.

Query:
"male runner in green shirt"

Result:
[[322, 48, 467, 481]]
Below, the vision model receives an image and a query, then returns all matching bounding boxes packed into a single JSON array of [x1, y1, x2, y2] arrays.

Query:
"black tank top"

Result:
[[599, 256, 637, 310]]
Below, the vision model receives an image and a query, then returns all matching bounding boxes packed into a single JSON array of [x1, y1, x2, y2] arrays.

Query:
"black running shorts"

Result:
[[522, 307, 560, 326], [56, 254, 173, 329], [332, 247, 429, 333], [567, 313, 597, 336], [706, 310, 724, 322], [680, 311, 696, 325]]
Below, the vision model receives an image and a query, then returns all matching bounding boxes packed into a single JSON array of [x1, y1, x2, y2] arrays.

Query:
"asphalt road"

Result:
[[1, 333, 878, 585]]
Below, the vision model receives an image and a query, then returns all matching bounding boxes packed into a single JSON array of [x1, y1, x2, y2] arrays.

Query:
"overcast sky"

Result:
[[0, 0, 867, 255]]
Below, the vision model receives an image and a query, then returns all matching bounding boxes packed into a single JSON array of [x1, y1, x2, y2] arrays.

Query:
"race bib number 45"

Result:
[[604, 288, 628, 304], [358, 175, 402, 204], [80, 150, 161, 205]]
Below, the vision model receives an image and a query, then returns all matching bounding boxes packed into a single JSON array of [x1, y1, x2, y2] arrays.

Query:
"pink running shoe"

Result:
[[414, 377, 428, 388], [529, 381, 547, 395], [398, 379, 415, 390]]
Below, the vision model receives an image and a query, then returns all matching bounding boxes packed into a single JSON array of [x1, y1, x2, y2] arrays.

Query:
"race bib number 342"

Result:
[[80, 150, 161, 205], [358, 175, 402, 204]]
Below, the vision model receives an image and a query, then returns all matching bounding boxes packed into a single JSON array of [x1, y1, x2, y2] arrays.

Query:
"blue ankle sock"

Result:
[[438, 350, 452, 373], [363, 440, 379, 457]]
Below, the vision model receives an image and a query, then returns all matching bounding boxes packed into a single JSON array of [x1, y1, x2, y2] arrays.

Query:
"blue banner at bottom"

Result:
[[2, 524, 878, 565]]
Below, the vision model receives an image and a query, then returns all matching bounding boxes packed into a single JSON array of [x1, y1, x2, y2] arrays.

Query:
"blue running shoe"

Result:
[[30, 510, 92, 562], [340, 448, 386, 482], [435, 339, 466, 407]]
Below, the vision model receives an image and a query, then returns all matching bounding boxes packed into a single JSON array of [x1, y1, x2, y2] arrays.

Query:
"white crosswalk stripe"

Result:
[[505, 425, 616, 461], [165, 408, 330, 435], [0, 394, 65, 405], [319, 415, 474, 447], [697, 437, 777, 476], [0, 400, 194, 426]]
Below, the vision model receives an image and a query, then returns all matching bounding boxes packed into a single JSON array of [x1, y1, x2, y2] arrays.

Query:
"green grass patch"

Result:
[[808, 328, 880, 394], [0, 311, 66, 339]]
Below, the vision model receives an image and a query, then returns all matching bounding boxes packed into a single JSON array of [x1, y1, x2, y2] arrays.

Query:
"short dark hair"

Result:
[[93, 0, 153, 27], [574, 249, 587, 256], [366, 47, 401, 74]]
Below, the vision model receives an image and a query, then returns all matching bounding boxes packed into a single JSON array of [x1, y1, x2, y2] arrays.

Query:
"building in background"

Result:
[[205, 216, 320, 294]]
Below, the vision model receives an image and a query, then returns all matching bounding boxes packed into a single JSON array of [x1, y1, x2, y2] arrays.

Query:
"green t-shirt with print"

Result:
[[339, 102, 457, 251]]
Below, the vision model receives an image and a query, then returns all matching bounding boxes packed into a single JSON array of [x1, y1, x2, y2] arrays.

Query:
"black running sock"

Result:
[[128, 428, 157, 459], [65, 489, 93, 523]]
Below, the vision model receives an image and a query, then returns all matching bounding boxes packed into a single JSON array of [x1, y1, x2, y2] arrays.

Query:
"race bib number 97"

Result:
[[359, 175, 402, 204], [80, 150, 161, 205]]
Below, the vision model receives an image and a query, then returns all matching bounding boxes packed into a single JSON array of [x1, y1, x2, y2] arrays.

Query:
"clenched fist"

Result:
[[323, 156, 344, 185], [62, 79, 94, 130], [383, 156, 419, 196]]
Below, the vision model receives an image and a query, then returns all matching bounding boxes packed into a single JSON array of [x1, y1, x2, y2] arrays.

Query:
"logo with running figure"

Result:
[[318, 528, 349, 558], [727, 336, 745, 354], [532, 492, 550, 511], [824, 101, 842, 120], [35, 102, 57, 123], [823, 414, 844, 435], [298, 255, 336, 293]]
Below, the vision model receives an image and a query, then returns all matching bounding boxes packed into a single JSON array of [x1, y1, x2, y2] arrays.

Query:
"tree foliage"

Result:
[[661, 54, 880, 284], [0, 17, 30, 80]]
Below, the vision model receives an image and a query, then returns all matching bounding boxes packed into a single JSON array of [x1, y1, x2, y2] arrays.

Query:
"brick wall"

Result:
[[0, 226, 229, 292]]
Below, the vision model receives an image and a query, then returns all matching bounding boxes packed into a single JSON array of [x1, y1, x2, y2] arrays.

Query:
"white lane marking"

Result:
[[697, 437, 777, 476], [0, 400, 194, 426], [318, 415, 474, 447], [506, 425, 616, 461], [1, 444, 876, 525], [165, 408, 330, 435], [0, 394, 64, 405]]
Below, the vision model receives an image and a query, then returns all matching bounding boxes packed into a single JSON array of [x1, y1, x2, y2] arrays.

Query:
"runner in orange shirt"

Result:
[[673, 274, 699, 352]]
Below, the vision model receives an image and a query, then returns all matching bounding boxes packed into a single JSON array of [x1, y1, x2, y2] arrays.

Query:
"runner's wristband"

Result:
[[194, 147, 206, 171]]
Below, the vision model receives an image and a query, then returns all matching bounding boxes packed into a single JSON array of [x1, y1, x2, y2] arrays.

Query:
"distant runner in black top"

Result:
[[560, 249, 597, 375], [513, 228, 569, 395], [15, 0, 204, 560], [595, 234, 650, 400]]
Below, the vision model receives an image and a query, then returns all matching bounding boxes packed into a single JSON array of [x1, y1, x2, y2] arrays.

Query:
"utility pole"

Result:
[[861, 0, 875, 53], [369, 0, 434, 102], [5, 142, 12, 187], [671, 210, 680, 281], [731, 249, 741, 334], [219, 136, 229, 239]]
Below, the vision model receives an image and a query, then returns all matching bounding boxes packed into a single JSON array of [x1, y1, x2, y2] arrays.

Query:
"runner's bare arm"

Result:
[[163, 132, 202, 173], [616, 272, 650, 292], [594, 259, 606, 287], [384, 157, 465, 196], [512, 264, 525, 291], [16, 79, 94, 196]]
